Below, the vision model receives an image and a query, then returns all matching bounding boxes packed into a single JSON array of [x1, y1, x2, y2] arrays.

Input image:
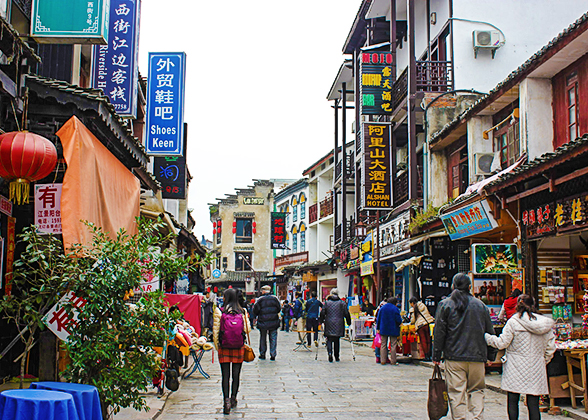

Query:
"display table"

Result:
[[0, 389, 79, 420], [563, 349, 588, 413], [183, 349, 211, 380], [29, 382, 102, 420], [349, 317, 374, 340]]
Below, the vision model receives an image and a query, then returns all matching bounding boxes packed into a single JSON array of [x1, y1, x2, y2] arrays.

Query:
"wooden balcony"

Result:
[[392, 61, 453, 111], [393, 171, 409, 206], [319, 195, 334, 219], [309, 203, 318, 224]]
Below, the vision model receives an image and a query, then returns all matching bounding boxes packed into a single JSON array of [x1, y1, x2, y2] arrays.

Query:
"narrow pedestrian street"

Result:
[[158, 330, 558, 420]]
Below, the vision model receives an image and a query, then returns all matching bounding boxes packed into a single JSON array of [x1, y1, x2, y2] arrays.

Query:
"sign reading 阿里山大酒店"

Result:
[[361, 122, 392, 210], [31, 0, 109, 44], [146, 52, 186, 156], [91, 0, 140, 117], [440, 199, 498, 240]]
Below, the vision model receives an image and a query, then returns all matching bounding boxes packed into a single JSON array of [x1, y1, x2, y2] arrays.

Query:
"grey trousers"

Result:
[[380, 335, 398, 364]]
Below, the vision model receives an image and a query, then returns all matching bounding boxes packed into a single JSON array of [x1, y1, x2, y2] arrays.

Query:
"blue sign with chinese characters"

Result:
[[440, 199, 499, 240], [145, 52, 186, 155], [91, 0, 140, 117]]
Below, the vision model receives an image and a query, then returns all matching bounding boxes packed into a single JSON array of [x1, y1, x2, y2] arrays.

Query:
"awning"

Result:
[[408, 230, 447, 247], [393, 255, 424, 272]]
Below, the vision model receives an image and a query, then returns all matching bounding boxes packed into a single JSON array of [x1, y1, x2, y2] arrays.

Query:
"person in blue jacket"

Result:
[[376, 296, 402, 365]]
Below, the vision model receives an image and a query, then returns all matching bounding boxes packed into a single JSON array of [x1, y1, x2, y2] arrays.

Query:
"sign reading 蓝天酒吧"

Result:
[[359, 52, 393, 115], [31, 0, 109, 44], [91, 0, 140, 117], [145, 52, 186, 156]]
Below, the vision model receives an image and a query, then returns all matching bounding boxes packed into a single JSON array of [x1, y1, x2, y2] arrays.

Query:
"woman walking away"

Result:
[[433, 273, 496, 420], [485, 294, 555, 420], [409, 296, 434, 360], [498, 288, 522, 322], [319, 289, 351, 362], [213, 288, 251, 415]]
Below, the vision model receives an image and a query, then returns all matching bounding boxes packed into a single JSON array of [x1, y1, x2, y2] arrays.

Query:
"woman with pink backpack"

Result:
[[213, 288, 252, 414]]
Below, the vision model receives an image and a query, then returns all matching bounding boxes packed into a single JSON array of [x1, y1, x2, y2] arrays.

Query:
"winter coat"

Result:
[[485, 312, 555, 396], [433, 294, 496, 363], [305, 298, 323, 319], [293, 298, 305, 319], [252, 293, 281, 330], [410, 301, 434, 329], [376, 303, 402, 337], [319, 295, 351, 337], [212, 307, 251, 350]]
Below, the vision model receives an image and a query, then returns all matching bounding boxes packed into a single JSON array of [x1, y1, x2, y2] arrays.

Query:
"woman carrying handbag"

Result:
[[213, 288, 252, 415], [409, 296, 435, 360]]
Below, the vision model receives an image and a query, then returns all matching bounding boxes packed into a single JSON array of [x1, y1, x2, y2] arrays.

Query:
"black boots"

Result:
[[231, 396, 238, 408], [223, 398, 231, 415], [328, 354, 333, 363]]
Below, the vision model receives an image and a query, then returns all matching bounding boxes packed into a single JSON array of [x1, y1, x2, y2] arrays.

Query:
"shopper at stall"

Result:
[[409, 296, 434, 360], [281, 300, 291, 332], [498, 288, 522, 322], [305, 291, 323, 347], [361, 298, 376, 316], [252, 285, 281, 361], [293, 291, 306, 343], [213, 288, 251, 415], [485, 294, 555, 420], [319, 288, 351, 362], [433, 273, 496, 420], [376, 297, 402, 365]]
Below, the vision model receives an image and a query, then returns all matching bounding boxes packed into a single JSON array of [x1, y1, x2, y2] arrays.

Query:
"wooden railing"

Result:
[[393, 171, 409, 205], [319, 195, 334, 219], [392, 61, 453, 111], [309, 203, 318, 224]]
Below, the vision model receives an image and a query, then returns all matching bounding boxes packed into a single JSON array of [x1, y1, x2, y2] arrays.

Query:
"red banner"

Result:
[[4, 216, 15, 295]]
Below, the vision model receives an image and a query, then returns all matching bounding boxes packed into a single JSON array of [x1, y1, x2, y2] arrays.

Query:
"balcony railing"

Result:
[[393, 171, 409, 206], [335, 152, 355, 181], [334, 219, 353, 246], [319, 195, 334, 219], [392, 61, 453, 111], [309, 203, 318, 224]]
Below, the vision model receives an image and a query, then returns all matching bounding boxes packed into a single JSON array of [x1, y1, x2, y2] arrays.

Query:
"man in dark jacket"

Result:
[[293, 291, 306, 343], [305, 291, 323, 347], [433, 273, 496, 420], [319, 289, 351, 362], [376, 297, 402, 365], [252, 285, 281, 360]]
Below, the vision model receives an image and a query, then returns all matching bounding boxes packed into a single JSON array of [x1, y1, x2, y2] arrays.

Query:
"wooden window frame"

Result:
[[494, 120, 520, 168], [235, 218, 253, 244], [234, 252, 252, 272], [567, 72, 579, 142]]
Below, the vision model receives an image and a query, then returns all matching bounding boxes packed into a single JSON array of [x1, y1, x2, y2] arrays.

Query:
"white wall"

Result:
[[452, 0, 588, 92], [308, 226, 318, 262], [519, 77, 554, 161], [467, 116, 493, 184]]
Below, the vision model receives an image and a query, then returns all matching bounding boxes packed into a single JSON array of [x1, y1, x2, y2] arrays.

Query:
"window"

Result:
[[216, 229, 221, 244], [447, 139, 468, 199], [292, 233, 298, 252], [299, 193, 306, 219], [493, 119, 520, 168], [235, 218, 252, 243], [286, 232, 290, 251], [235, 252, 252, 271], [300, 231, 306, 251], [567, 72, 579, 142], [293, 205, 298, 222]]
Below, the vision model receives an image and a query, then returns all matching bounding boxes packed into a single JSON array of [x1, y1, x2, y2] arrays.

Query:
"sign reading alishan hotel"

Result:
[[361, 122, 392, 210]]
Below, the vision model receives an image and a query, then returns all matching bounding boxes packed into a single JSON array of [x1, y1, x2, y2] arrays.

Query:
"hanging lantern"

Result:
[[217, 220, 222, 227], [252, 221, 256, 234], [252, 221, 256, 228], [232, 227, 236, 234], [233, 221, 237, 227], [213, 228, 216, 235], [213, 221, 217, 228], [218, 226, 222, 233], [0, 132, 58, 205]]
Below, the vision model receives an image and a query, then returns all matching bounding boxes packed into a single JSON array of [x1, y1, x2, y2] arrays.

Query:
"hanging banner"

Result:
[[361, 122, 392, 210], [4, 217, 15, 296], [359, 52, 393, 115], [34, 183, 63, 234], [91, 0, 141, 117], [145, 52, 186, 155], [271, 212, 287, 250], [440, 199, 498, 240], [31, 0, 109, 44]]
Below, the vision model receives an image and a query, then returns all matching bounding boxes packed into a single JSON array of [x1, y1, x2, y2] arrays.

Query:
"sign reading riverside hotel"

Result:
[[359, 52, 393, 115], [441, 199, 498, 240], [91, 0, 140, 117], [31, 0, 109, 44], [146, 52, 186, 155], [361, 122, 392, 210]]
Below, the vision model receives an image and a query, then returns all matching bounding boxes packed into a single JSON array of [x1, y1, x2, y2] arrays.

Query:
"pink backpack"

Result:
[[220, 311, 245, 349]]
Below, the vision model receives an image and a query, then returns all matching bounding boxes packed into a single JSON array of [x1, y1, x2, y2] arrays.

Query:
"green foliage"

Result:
[[409, 204, 442, 233]]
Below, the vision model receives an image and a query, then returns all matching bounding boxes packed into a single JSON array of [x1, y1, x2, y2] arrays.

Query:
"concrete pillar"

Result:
[[520, 78, 554, 160]]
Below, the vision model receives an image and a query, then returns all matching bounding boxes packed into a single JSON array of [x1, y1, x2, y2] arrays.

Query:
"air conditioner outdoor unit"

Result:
[[473, 30, 502, 58], [474, 153, 495, 176]]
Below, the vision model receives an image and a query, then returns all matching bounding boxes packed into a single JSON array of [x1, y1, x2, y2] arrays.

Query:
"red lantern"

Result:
[[213, 221, 217, 228], [252, 221, 256, 228], [252, 227, 256, 234], [217, 220, 222, 227], [233, 221, 237, 227], [232, 227, 236, 234], [218, 226, 221, 233], [0, 131, 58, 204], [213, 228, 216, 235], [214, 287, 218, 293]]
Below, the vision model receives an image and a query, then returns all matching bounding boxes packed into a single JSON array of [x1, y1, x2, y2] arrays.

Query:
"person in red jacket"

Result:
[[498, 288, 522, 322]]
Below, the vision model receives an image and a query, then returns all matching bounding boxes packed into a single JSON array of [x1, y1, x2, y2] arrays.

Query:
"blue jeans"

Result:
[[259, 329, 278, 358]]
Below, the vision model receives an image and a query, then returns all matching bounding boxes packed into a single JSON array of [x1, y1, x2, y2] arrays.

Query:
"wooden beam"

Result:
[[506, 165, 588, 203]]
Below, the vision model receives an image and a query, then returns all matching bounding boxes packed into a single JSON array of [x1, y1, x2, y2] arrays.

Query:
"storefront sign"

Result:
[[523, 194, 588, 237], [350, 246, 359, 260], [360, 260, 374, 276], [377, 211, 410, 258], [43, 292, 88, 341], [361, 123, 391, 210], [4, 217, 15, 295], [359, 53, 393, 115], [275, 251, 308, 269], [441, 199, 498, 240], [31, 0, 109, 44], [347, 259, 360, 270], [472, 244, 518, 274], [243, 197, 265, 205], [34, 183, 62, 234], [0, 195, 12, 216], [154, 155, 187, 199], [146, 52, 186, 155], [271, 212, 287, 249], [360, 232, 373, 275], [91, 0, 140, 117], [522, 203, 554, 238]]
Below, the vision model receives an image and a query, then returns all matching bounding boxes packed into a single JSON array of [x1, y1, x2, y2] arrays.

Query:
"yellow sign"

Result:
[[360, 260, 374, 276]]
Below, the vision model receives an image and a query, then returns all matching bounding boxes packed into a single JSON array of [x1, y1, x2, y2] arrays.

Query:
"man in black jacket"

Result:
[[252, 285, 281, 361]]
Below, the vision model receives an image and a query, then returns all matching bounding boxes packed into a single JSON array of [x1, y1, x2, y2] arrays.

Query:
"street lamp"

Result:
[[354, 219, 367, 240], [238, 254, 260, 296]]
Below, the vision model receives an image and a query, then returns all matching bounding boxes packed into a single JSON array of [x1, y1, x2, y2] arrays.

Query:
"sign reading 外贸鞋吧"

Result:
[[361, 122, 392, 210]]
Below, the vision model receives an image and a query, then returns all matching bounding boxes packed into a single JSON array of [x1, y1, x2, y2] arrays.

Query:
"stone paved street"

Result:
[[155, 330, 559, 420]]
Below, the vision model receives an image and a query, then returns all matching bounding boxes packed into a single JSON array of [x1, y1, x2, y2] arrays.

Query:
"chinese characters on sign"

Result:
[[91, 0, 140, 117], [522, 203, 554, 238], [271, 212, 287, 250], [43, 292, 88, 341], [0, 195, 12, 216], [361, 123, 392, 210], [359, 53, 393, 115], [377, 211, 411, 258], [153, 156, 187, 199], [34, 184, 62, 234], [440, 199, 499, 240], [4, 217, 15, 295], [522, 195, 588, 237], [146, 52, 186, 155]]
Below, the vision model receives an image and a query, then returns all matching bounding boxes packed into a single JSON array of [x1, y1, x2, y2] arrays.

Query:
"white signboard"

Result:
[[43, 291, 87, 341], [134, 255, 161, 293], [34, 183, 62, 234]]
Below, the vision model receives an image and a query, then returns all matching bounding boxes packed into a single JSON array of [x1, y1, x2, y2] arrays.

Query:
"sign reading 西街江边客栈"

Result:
[[31, 0, 109, 44], [440, 199, 498, 240], [145, 52, 186, 156], [91, 0, 140, 117]]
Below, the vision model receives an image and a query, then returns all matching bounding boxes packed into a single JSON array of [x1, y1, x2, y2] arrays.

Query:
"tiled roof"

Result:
[[430, 11, 588, 145], [0, 15, 41, 63]]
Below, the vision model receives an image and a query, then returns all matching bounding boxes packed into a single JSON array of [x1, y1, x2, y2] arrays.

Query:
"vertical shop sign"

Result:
[[359, 52, 393, 115], [4, 217, 15, 296], [271, 212, 287, 249], [91, 0, 140, 117], [145, 52, 186, 155], [31, 0, 109, 44], [0, 195, 12, 216], [361, 122, 392, 210], [34, 183, 63, 234], [153, 156, 186, 199], [43, 292, 88, 341]]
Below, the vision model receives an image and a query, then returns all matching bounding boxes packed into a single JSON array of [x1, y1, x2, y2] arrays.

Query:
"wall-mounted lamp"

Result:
[[430, 12, 437, 25]]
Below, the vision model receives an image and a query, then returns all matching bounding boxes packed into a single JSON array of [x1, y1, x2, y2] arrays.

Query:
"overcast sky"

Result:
[[138, 0, 359, 240]]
